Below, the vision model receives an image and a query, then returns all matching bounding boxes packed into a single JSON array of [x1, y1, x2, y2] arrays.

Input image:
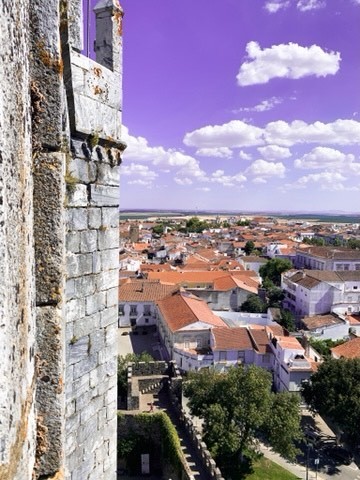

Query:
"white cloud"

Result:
[[234, 96, 283, 113], [239, 150, 252, 161], [297, 171, 347, 190], [208, 170, 247, 187], [174, 177, 193, 186], [258, 145, 292, 160], [264, 1, 290, 13], [297, 0, 325, 11], [265, 119, 360, 146], [185, 118, 360, 152], [183, 120, 264, 148], [195, 147, 233, 158], [123, 126, 205, 179], [252, 177, 267, 184], [196, 187, 211, 192], [294, 147, 355, 170], [121, 163, 158, 181], [246, 159, 286, 178], [237, 41, 340, 86], [122, 126, 168, 163]]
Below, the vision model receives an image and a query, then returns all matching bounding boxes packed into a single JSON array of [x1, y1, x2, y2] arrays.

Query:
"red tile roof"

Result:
[[212, 327, 254, 351], [157, 292, 227, 332], [331, 337, 360, 359], [119, 279, 178, 302]]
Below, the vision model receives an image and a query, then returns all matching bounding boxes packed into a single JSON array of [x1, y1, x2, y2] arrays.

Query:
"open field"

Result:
[[120, 210, 360, 224]]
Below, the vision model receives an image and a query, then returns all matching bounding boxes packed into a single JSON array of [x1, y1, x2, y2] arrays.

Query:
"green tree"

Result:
[[266, 286, 285, 308], [278, 309, 295, 331], [302, 358, 360, 444], [184, 366, 302, 468], [308, 337, 346, 358], [152, 223, 164, 235], [259, 258, 293, 286], [244, 240, 255, 255], [348, 238, 360, 249], [240, 294, 267, 313], [185, 216, 209, 233]]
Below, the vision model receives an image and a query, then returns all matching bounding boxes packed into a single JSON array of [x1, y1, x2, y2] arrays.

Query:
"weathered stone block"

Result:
[[69, 157, 97, 184], [88, 208, 102, 229], [80, 230, 97, 253], [66, 298, 85, 323], [85, 292, 106, 316], [100, 306, 117, 328], [66, 231, 81, 253], [73, 312, 100, 339], [106, 286, 118, 308], [73, 353, 98, 380], [80, 395, 104, 425], [92, 252, 102, 273], [101, 207, 119, 228], [90, 185, 119, 207], [67, 184, 88, 207], [68, 208, 88, 231], [100, 248, 119, 270], [98, 228, 119, 251], [73, 275, 97, 297], [97, 164, 119, 186], [97, 269, 118, 291], [33, 152, 65, 305], [67, 252, 93, 277], [67, 335, 89, 365], [35, 306, 64, 476]]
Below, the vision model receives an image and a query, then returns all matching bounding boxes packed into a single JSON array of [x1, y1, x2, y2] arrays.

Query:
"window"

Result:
[[196, 337, 203, 348], [119, 304, 125, 315], [237, 351, 245, 362], [219, 351, 227, 361], [130, 305, 137, 316], [355, 264, 360, 271], [143, 304, 151, 316], [354, 286, 358, 290], [344, 264, 350, 271]]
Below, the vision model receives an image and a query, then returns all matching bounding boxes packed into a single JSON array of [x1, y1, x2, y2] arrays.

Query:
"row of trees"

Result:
[[302, 236, 360, 249], [302, 358, 360, 445], [151, 216, 252, 236]]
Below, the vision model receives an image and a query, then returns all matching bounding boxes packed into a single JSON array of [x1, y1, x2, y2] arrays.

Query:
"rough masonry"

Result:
[[0, 0, 125, 478]]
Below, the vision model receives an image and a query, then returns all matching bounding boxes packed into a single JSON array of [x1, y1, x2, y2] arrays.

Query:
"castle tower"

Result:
[[0, 1, 125, 478]]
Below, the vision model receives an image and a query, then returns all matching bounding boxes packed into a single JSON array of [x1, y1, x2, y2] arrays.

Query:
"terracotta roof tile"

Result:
[[212, 327, 254, 350], [301, 314, 344, 330], [119, 279, 178, 302], [157, 292, 226, 332], [331, 337, 360, 359]]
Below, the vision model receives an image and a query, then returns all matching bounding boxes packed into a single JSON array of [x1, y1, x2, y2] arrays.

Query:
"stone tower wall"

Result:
[[0, 1, 37, 478], [0, 1, 124, 478]]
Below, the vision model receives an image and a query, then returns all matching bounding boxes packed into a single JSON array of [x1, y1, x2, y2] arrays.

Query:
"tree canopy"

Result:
[[240, 293, 267, 313], [184, 365, 302, 469], [259, 258, 293, 286], [244, 240, 255, 255], [302, 358, 360, 444]]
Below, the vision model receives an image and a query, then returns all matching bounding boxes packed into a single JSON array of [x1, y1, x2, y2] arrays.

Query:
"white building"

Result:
[[282, 270, 360, 319]]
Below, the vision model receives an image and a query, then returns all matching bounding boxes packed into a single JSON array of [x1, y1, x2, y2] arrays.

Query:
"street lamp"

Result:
[[305, 441, 314, 480]]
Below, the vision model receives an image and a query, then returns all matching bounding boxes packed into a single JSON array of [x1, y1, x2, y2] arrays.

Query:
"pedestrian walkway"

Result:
[[156, 390, 212, 480]]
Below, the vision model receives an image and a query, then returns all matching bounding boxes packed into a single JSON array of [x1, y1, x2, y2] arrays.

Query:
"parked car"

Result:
[[325, 445, 353, 465], [304, 429, 321, 445]]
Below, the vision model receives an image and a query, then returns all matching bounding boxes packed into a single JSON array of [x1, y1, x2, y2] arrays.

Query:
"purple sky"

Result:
[[119, 0, 360, 212]]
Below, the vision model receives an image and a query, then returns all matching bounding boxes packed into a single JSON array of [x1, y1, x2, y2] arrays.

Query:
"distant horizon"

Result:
[[120, 0, 360, 212], [120, 208, 360, 216]]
